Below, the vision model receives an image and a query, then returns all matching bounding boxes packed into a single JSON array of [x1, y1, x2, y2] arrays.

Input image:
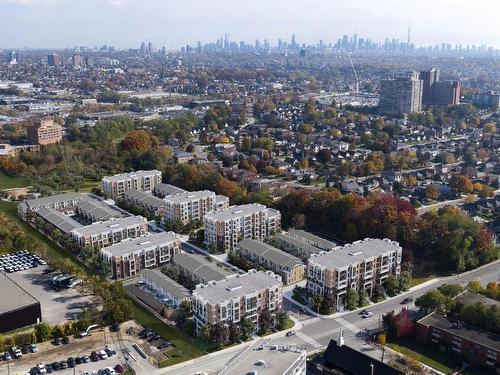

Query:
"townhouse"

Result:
[[70, 215, 148, 249], [236, 239, 305, 285], [139, 269, 190, 309], [101, 231, 181, 279], [75, 197, 125, 223], [18, 192, 84, 219], [172, 253, 232, 286], [307, 238, 402, 310], [102, 170, 162, 199], [123, 189, 165, 218], [191, 270, 283, 334], [163, 190, 229, 225], [204, 204, 281, 251], [273, 232, 323, 261], [153, 183, 186, 198], [286, 229, 338, 252]]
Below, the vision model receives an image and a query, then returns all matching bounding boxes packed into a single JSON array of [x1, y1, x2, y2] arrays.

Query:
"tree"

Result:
[[437, 284, 464, 298], [398, 271, 412, 292], [415, 290, 450, 314], [425, 184, 440, 201], [385, 275, 399, 296], [240, 319, 254, 340], [121, 130, 153, 153], [345, 289, 359, 310], [291, 213, 306, 229], [258, 309, 274, 334], [311, 294, 323, 313], [201, 324, 212, 342], [275, 311, 289, 330], [35, 323, 53, 343], [449, 174, 473, 194], [228, 322, 241, 344]]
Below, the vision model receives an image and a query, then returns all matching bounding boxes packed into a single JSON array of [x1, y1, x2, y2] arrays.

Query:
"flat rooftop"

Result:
[[455, 291, 500, 308], [192, 270, 282, 305], [204, 204, 278, 221], [309, 238, 402, 269], [164, 190, 215, 204], [71, 215, 146, 237], [101, 232, 179, 257], [102, 170, 161, 182], [220, 340, 305, 375], [419, 312, 500, 351], [0, 273, 40, 315]]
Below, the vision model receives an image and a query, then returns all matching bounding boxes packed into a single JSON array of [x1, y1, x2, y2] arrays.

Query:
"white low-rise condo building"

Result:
[[70, 215, 148, 249], [307, 238, 402, 311], [102, 170, 162, 199], [191, 270, 283, 334], [203, 204, 281, 251], [101, 231, 181, 279], [163, 190, 229, 225]]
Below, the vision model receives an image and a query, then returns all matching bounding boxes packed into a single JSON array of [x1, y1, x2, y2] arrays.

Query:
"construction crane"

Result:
[[347, 53, 359, 96]]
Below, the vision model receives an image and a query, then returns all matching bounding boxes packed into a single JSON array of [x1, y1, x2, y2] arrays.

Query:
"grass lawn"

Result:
[[388, 338, 461, 374], [132, 302, 205, 368], [409, 276, 436, 288], [0, 172, 29, 189], [0, 200, 89, 274]]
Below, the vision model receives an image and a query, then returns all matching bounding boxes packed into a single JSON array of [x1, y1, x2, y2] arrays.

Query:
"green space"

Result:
[[132, 302, 205, 368], [387, 338, 461, 374], [0, 172, 28, 189], [409, 276, 436, 288], [0, 200, 88, 273]]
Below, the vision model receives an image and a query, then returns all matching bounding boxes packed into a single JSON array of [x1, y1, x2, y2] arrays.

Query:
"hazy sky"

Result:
[[1, 0, 499, 49]]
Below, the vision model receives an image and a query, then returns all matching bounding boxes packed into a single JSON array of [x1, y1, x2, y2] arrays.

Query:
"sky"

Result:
[[1, 0, 499, 49]]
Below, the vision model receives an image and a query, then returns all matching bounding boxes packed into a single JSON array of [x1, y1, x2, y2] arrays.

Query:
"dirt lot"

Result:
[[7, 265, 96, 324]]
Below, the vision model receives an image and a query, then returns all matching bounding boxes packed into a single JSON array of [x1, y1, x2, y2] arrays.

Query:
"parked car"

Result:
[[53, 337, 62, 345], [90, 351, 100, 362], [3, 352, 12, 361], [21, 345, 30, 354], [35, 363, 47, 374], [99, 349, 108, 360], [286, 330, 296, 337], [114, 364, 125, 373], [12, 347, 22, 358], [62, 336, 70, 344], [59, 360, 68, 369], [81, 355, 90, 363], [30, 344, 38, 353]]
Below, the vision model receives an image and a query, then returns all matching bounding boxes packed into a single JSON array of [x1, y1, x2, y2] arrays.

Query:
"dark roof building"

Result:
[[0, 273, 42, 332], [321, 338, 405, 375]]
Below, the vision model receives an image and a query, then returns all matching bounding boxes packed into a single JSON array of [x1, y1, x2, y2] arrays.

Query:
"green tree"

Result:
[[35, 322, 53, 343], [437, 284, 464, 298], [345, 289, 359, 310], [311, 294, 323, 313], [385, 275, 399, 296], [398, 271, 412, 292]]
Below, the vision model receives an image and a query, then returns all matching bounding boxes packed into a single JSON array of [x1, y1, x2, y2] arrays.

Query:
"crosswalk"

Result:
[[295, 331, 323, 349], [335, 317, 360, 333]]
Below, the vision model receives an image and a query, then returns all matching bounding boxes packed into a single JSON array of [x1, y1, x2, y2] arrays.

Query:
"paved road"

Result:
[[156, 260, 499, 375]]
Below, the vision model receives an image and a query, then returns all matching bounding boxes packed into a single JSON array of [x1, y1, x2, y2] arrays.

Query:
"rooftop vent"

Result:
[[226, 285, 242, 292], [349, 251, 363, 256]]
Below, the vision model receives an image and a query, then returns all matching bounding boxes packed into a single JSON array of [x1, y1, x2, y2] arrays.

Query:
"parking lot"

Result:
[[6, 265, 95, 324], [0, 327, 129, 374]]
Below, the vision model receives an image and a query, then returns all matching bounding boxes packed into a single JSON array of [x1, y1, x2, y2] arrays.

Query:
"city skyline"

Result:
[[1, 0, 500, 49]]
